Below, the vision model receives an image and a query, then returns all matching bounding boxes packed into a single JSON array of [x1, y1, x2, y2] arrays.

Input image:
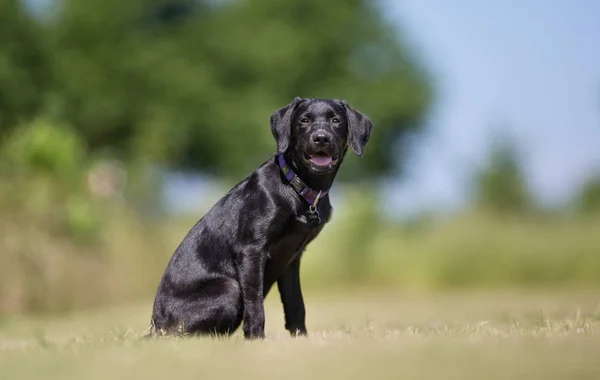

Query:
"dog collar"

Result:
[[277, 153, 329, 207]]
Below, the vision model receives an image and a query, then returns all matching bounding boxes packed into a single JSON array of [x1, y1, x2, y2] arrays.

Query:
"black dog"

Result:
[[146, 97, 373, 339]]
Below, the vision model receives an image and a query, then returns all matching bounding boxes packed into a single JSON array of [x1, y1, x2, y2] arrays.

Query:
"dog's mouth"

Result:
[[303, 152, 338, 168]]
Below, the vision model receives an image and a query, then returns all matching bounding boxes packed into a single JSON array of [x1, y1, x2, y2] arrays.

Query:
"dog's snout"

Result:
[[311, 132, 331, 147]]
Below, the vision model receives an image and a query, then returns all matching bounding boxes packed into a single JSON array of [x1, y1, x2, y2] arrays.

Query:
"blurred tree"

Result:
[[1, 117, 85, 179], [45, 0, 432, 181], [575, 175, 600, 215], [0, 0, 50, 136], [473, 131, 533, 214]]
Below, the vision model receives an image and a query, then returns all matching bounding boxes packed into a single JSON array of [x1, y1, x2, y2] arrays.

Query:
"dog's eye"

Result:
[[332, 117, 341, 124], [299, 117, 310, 124]]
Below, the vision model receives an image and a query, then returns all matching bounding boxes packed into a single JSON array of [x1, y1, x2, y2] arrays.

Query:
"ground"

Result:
[[1, 289, 599, 379]]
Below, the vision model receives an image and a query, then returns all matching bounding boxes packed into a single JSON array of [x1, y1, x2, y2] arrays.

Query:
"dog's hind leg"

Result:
[[150, 277, 244, 338]]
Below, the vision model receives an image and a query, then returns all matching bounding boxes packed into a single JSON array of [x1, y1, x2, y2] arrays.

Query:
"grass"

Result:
[[1, 289, 600, 380], [4, 184, 600, 314]]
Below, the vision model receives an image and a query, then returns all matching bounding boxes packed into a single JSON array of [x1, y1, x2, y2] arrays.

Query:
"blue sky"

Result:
[[382, 0, 600, 216]]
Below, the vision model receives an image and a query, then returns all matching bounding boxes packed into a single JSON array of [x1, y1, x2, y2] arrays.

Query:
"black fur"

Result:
[[146, 98, 373, 340]]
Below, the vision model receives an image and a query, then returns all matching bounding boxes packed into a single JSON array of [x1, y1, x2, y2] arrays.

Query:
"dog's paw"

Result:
[[243, 327, 266, 340], [244, 332, 266, 340]]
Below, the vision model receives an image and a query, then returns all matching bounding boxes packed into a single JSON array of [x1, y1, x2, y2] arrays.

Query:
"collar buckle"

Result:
[[290, 175, 305, 194]]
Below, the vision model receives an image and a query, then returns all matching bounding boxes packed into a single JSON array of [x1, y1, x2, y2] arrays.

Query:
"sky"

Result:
[[22, 0, 600, 217], [381, 0, 600, 216]]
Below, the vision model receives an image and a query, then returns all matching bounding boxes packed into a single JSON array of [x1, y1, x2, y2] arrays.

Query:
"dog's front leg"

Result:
[[239, 248, 266, 340], [277, 257, 307, 337]]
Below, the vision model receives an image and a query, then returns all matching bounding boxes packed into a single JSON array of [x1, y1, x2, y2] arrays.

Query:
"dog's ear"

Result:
[[338, 100, 374, 156], [270, 97, 303, 153]]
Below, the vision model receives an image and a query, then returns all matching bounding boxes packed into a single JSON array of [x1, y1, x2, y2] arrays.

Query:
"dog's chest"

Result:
[[294, 212, 312, 225], [269, 221, 313, 260], [263, 219, 319, 280]]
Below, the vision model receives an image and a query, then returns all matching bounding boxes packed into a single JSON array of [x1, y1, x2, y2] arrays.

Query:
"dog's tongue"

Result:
[[310, 155, 332, 166]]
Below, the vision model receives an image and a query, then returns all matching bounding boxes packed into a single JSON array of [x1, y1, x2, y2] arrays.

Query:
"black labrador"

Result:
[[146, 97, 373, 340]]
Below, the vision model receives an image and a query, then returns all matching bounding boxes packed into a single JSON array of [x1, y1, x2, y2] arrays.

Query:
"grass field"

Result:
[[1, 289, 600, 380]]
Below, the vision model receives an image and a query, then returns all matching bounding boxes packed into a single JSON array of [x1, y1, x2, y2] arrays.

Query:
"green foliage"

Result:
[[473, 132, 533, 214], [0, 118, 106, 241], [0, 0, 50, 133], [2, 0, 432, 181], [575, 174, 600, 215], [2, 118, 85, 178]]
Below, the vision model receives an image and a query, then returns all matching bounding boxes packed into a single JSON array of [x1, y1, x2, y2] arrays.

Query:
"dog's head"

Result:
[[270, 97, 373, 174]]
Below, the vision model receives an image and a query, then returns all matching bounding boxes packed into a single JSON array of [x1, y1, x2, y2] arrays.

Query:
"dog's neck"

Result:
[[283, 150, 345, 192]]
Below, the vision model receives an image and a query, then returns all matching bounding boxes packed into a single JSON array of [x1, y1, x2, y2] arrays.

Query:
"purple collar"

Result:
[[277, 154, 329, 205]]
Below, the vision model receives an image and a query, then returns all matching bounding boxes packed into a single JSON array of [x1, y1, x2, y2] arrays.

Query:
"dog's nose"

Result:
[[312, 133, 331, 147]]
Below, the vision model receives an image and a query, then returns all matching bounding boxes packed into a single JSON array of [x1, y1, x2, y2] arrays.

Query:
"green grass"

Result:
[[2, 290, 600, 380]]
